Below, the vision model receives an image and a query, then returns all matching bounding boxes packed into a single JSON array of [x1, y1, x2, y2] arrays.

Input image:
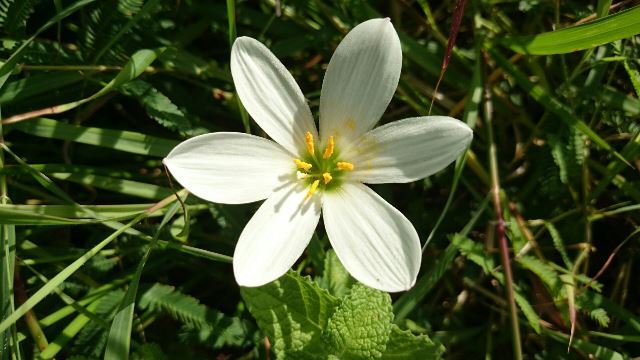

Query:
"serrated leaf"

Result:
[[240, 272, 338, 359], [380, 326, 444, 359], [317, 249, 355, 298], [324, 284, 393, 359], [118, 80, 191, 134]]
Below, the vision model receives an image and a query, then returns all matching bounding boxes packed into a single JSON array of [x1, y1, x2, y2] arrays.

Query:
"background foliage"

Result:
[[1, 0, 639, 359]]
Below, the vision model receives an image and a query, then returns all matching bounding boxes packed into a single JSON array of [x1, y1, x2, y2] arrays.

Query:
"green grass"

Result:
[[1, 0, 639, 358]]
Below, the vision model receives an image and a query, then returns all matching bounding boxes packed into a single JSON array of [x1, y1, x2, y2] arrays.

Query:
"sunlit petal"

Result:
[[319, 18, 402, 147], [164, 132, 292, 204], [231, 36, 317, 154], [234, 182, 322, 287], [323, 183, 421, 292]]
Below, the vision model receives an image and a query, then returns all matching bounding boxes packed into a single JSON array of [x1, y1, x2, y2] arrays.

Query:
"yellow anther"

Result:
[[322, 172, 333, 184], [305, 131, 315, 155], [322, 136, 335, 159], [294, 159, 312, 171], [336, 161, 354, 171], [305, 179, 320, 200]]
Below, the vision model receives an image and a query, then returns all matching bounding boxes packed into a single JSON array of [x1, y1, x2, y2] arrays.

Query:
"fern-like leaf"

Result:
[[72, 290, 124, 357], [0, 0, 39, 36], [589, 308, 611, 328], [118, 80, 192, 134], [139, 283, 253, 349]]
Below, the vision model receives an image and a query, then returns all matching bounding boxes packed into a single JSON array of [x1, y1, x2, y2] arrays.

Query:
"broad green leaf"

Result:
[[241, 272, 338, 359], [242, 272, 443, 359], [501, 6, 640, 55], [380, 326, 444, 359], [10, 118, 178, 156], [488, 47, 628, 165], [324, 284, 393, 359]]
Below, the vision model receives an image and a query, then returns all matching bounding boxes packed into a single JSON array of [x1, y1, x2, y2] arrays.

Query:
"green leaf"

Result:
[[39, 295, 105, 359], [324, 284, 393, 359], [516, 256, 562, 295], [501, 6, 640, 55], [0, 72, 85, 105], [118, 80, 191, 134], [10, 117, 179, 157], [317, 249, 355, 298], [0, 219, 136, 333], [544, 222, 573, 268], [380, 326, 444, 359], [241, 272, 338, 359], [242, 272, 444, 359], [589, 308, 611, 328], [104, 200, 182, 360]]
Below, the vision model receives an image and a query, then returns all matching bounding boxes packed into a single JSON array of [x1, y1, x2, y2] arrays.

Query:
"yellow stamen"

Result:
[[322, 136, 335, 159], [305, 131, 315, 155], [322, 172, 333, 184], [294, 159, 312, 171], [336, 161, 354, 171], [305, 179, 320, 200]]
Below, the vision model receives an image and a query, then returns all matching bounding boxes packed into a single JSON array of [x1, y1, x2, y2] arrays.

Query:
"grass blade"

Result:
[[9, 118, 178, 157], [104, 200, 183, 360], [501, 6, 640, 55]]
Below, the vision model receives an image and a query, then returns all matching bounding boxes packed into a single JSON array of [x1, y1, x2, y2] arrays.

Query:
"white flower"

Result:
[[163, 18, 472, 292]]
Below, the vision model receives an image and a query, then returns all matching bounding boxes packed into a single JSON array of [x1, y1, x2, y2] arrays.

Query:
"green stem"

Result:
[[226, 0, 251, 133], [484, 81, 523, 360]]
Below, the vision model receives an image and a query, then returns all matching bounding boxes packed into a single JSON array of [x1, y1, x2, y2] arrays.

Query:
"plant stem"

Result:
[[484, 79, 523, 359]]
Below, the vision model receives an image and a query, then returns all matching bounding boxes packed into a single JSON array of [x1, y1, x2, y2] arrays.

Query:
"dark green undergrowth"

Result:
[[1, 0, 639, 359]]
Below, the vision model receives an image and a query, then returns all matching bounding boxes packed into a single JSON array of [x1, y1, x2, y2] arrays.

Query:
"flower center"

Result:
[[294, 132, 354, 200]]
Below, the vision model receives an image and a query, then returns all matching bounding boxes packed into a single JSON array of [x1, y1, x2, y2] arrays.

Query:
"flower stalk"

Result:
[[484, 80, 523, 359]]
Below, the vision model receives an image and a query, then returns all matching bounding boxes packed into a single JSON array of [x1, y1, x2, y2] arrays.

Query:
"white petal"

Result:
[[231, 36, 317, 155], [234, 182, 321, 287], [319, 18, 402, 146], [163, 132, 293, 204], [323, 183, 421, 292], [346, 116, 472, 184]]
